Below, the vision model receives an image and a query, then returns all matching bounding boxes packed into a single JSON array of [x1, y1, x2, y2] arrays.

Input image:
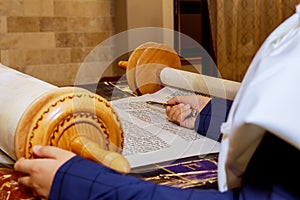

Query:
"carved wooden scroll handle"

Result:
[[15, 87, 130, 174]]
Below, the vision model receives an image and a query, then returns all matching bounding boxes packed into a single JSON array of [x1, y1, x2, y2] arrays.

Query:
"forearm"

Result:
[[49, 156, 235, 200], [49, 156, 188, 200]]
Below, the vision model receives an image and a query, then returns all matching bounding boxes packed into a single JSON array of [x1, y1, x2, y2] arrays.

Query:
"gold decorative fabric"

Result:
[[207, 0, 298, 81]]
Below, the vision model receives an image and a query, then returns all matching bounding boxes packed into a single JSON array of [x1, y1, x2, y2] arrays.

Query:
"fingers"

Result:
[[167, 104, 191, 122], [17, 175, 32, 188], [166, 103, 182, 121], [167, 96, 181, 105], [167, 96, 198, 107], [14, 146, 73, 200], [32, 145, 60, 159], [18, 175, 49, 199], [168, 95, 211, 110], [14, 157, 35, 174], [33, 145, 75, 160], [15, 146, 76, 174], [166, 103, 197, 129]]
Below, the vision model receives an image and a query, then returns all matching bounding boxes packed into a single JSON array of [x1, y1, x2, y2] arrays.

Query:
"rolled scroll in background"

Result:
[[119, 42, 240, 100], [0, 64, 130, 173], [160, 67, 240, 100]]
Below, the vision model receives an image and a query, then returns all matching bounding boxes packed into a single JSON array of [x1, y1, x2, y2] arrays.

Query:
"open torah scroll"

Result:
[[0, 63, 130, 173], [111, 86, 221, 168], [113, 42, 242, 167]]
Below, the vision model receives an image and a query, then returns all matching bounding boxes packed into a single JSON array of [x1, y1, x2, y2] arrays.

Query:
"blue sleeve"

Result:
[[49, 156, 236, 200], [194, 97, 233, 142]]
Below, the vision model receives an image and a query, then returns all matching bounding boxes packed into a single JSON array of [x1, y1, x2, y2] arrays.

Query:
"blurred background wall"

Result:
[[0, 0, 116, 86], [0, 0, 299, 86]]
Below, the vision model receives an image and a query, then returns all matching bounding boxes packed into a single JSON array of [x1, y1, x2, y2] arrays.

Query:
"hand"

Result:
[[165, 95, 211, 129], [14, 146, 76, 199]]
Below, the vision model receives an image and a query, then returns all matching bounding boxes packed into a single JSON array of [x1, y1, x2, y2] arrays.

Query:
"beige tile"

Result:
[[53, 0, 114, 17], [40, 17, 68, 32], [86, 17, 102, 32], [84, 32, 108, 47], [55, 48, 71, 64], [84, 0, 114, 17], [0, 50, 9, 65], [76, 61, 111, 84], [68, 17, 112, 33], [0, 1, 11, 16], [40, 48, 71, 64], [7, 17, 39, 32], [22, 64, 54, 84], [55, 32, 84, 47], [24, 63, 80, 86], [41, 49, 56, 64], [53, 17, 68, 31], [54, 1, 85, 17], [0, 16, 6, 33], [23, 32, 55, 49], [71, 47, 92, 63], [39, 17, 54, 32], [84, 17, 114, 33], [0, 33, 24, 50], [83, 0, 103, 17], [1, 49, 25, 68], [55, 32, 69, 47], [24, 0, 54, 16], [24, 49, 42, 65], [84, 45, 113, 62], [67, 17, 90, 32], [8, 0, 24, 16]]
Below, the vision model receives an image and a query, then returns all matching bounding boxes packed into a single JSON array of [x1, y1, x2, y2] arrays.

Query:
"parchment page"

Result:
[[111, 86, 220, 168]]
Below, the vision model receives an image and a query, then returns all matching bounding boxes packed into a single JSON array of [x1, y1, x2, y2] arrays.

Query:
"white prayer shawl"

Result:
[[218, 4, 300, 192]]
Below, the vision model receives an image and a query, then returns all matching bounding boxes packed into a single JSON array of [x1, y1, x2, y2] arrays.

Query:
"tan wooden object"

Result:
[[119, 42, 240, 100], [0, 64, 130, 173], [120, 42, 181, 95]]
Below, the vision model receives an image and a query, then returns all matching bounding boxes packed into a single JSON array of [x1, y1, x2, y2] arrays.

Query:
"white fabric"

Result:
[[218, 4, 300, 192]]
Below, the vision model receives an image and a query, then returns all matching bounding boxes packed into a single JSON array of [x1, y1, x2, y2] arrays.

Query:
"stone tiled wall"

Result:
[[0, 0, 117, 86]]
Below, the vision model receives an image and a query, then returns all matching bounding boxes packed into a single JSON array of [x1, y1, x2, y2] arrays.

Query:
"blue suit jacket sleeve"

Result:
[[49, 156, 235, 200], [194, 97, 233, 142]]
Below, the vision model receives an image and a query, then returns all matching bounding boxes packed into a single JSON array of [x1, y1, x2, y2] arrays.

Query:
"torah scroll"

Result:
[[118, 42, 240, 100], [0, 64, 130, 173]]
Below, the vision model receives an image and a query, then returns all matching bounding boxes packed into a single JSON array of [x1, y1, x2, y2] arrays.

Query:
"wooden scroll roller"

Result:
[[118, 42, 182, 95], [0, 64, 130, 174], [119, 42, 241, 100]]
